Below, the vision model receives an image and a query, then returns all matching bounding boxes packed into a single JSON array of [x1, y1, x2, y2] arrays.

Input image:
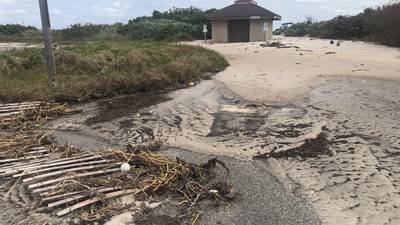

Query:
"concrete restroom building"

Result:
[[207, 0, 281, 43]]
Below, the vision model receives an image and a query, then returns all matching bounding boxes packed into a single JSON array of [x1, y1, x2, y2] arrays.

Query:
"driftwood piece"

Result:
[[56, 189, 139, 216]]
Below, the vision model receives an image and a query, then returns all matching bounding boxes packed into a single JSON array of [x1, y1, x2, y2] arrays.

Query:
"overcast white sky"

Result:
[[0, 0, 392, 28]]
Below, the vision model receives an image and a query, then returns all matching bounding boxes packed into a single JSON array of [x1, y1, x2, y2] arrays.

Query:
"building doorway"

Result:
[[228, 19, 250, 42]]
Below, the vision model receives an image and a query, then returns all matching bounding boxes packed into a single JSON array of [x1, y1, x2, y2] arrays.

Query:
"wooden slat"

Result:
[[0, 106, 49, 113], [25, 150, 48, 155], [0, 102, 43, 107], [23, 163, 120, 182], [0, 157, 54, 172], [0, 103, 46, 108], [0, 112, 21, 118], [27, 147, 47, 151], [42, 191, 84, 202], [1, 154, 96, 174], [0, 158, 51, 172], [48, 187, 121, 208], [29, 168, 120, 189], [56, 189, 139, 216], [13, 159, 109, 178], [0, 154, 49, 164], [0, 163, 17, 169], [0, 154, 94, 176], [33, 184, 65, 194]]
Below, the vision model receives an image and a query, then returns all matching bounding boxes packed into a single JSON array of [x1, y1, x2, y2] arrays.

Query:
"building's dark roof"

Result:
[[207, 1, 281, 20]]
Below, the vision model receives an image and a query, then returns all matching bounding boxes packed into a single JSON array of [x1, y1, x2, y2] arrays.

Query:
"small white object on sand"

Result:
[[120, 163, 131, 173]]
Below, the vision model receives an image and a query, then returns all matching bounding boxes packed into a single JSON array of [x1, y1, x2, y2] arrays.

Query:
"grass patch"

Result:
[[0, 41, 229, 103]]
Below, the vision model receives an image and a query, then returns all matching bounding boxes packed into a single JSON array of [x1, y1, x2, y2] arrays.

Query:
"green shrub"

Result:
[[118, 19, 196, 41], [119, 7, 217, 41], [0, 24, 41, 42], [0, 24, 37, 36], [61, 23, 104, 40], [0, 48, 43, 72], [168, 33, 194, 42], [0, 59, 10, 75], [0, 7, 217, 42], [282, 2, 400, 47]]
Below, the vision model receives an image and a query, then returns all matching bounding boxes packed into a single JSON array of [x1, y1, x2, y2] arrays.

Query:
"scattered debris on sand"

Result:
[[0, 101, 234, 224], [0, 102, 73, 160], [86, 93, 170, 125], [260, 42, 299, 49], [352, 69, 370, 72], [296, 48, 313, 52], [254, 133, 331, 159]]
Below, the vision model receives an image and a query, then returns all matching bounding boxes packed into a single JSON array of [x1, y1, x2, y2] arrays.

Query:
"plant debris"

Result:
[[0, 101, 234, 224], [0, 102, 75, 160], [260, 42, 299, 49], [254, 133, 332, 159], [85, 93, 170, 125]]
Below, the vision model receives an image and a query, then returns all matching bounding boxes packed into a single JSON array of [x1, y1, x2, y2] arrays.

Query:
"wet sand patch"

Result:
[[86, 93, 170, 125]]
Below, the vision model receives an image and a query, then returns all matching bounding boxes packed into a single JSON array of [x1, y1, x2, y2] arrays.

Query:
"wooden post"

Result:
[[39, 0, 57, 87], [203, 25, 207, 44]]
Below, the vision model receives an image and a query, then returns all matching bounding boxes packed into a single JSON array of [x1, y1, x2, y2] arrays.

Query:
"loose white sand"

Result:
[[194, 36, 400, 103], [0, 43, 39, 52], [190, 37, 400, 224]]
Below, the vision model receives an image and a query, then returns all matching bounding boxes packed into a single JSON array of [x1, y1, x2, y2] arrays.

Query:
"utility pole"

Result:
[[39, 0, 56, 87]]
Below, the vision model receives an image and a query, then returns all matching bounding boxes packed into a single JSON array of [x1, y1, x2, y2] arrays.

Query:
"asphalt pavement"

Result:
[[161, 148, 321, 225]]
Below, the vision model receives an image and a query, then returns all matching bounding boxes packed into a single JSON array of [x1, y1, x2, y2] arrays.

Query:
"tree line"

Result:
[[281, 2, 400, 47], [0, 7, 215, 42]]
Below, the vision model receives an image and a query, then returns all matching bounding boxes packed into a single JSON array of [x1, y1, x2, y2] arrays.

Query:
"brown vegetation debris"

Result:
[[255, 133, 332, 159]]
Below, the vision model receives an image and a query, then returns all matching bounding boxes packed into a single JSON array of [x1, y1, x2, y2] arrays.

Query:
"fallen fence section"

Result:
[[0, 101, 233, 223], [0, 151, 129, 217]]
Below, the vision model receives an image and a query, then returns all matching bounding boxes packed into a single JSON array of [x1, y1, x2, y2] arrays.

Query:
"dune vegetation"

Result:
[[281, 2, 400, 47], [0, 41, 229, 103]]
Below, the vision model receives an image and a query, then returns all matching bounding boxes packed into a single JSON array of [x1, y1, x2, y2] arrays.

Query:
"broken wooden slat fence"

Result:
[[0, 102, 138, 217]]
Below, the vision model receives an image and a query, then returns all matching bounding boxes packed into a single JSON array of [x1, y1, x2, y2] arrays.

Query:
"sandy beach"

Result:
[[0, 42, 38, 52], [49, 37, 400, 224], [196, 36, 400, 103], [191, 37, 400, 224], [1, 37, 400, 224]]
